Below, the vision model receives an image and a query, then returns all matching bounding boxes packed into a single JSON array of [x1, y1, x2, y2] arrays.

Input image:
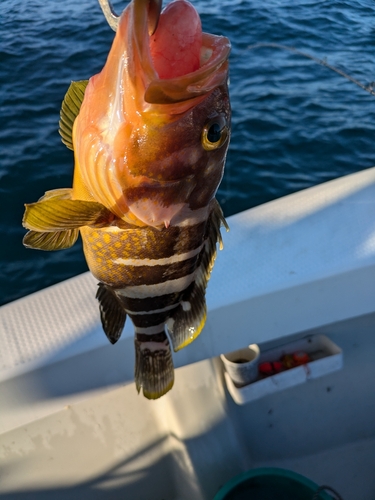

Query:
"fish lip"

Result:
[[145, 33, 231, 105], [126, 0, 231, 105]]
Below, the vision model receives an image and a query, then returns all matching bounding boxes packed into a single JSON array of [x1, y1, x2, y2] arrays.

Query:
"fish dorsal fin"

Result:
[[167, 198, 228, 352], [59, 80, 89, 151], [96, 283, 127, 344]]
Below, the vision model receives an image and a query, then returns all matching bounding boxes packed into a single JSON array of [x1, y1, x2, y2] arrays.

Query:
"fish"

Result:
[[22, 0, 231, 399]]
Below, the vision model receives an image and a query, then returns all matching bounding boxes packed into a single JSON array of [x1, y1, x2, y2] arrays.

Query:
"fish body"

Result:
[[23, 0, 231, 399]]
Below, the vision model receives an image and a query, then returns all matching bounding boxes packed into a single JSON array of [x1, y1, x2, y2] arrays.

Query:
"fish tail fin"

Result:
[[134, 330, 174, 400]]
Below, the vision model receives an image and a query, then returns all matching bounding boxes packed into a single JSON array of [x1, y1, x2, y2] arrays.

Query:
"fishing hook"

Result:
[[98, 0, 120, 31], [98, 0, 162, 35]]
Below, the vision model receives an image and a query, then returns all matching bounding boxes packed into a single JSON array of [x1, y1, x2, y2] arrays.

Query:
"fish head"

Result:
[[73, 0, 231, 228]]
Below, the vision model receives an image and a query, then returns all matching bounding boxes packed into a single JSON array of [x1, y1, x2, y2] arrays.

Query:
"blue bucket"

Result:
[[214, 467, 335, 500]]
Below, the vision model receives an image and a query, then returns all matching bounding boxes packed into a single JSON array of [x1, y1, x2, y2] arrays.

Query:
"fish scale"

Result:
[[81, 220, 208, 286]]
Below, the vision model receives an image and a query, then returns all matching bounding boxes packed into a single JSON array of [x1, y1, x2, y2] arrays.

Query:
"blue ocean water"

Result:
[[1, 0, 374, 306]]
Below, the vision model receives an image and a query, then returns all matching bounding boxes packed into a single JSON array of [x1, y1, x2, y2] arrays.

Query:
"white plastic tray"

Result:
[[223, 334, 343, 405]]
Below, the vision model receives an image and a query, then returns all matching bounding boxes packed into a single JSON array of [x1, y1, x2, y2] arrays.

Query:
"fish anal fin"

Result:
[[23, 229, 79, 251], [96, 283, 126, 344], [135, 332, 174, 399], [59, 80, 89, 151], [167, 283, 207, 352]]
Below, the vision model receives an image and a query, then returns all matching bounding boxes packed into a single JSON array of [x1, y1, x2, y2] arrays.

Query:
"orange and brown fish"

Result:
[[22, 0, 231, 399]]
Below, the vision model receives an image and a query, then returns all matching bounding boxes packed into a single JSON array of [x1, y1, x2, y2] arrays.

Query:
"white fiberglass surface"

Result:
[[1, 312, 374, 500]]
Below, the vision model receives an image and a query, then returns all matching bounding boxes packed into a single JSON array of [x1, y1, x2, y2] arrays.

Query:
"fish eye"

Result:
[[202, 115, 228, 151]]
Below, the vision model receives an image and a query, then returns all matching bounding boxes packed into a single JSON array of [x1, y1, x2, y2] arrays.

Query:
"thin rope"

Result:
[[247, 42, 375, 97]]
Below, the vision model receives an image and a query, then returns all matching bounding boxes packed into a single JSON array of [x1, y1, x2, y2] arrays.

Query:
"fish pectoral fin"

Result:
[[23, 229, 79, 251], [23, 196, 113, 232], [37, 188, 74, 202], [59, 80, 89, 151], [135, 332, 174, 400], [96, 283, 127, 344], [167, 282, 207, 352]]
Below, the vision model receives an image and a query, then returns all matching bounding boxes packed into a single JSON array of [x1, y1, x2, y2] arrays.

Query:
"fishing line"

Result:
[[247, 42, 375, 97], [221, 42, 375, 210]]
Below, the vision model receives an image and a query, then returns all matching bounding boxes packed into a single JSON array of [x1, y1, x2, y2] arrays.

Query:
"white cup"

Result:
[[220, 344, 260, 386]]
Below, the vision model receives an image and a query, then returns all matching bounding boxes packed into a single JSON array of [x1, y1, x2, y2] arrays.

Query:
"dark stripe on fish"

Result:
[[136, 332, 167, 343], [110, 254, 199, 287], [116, 289, 186, 312], [119, 264, 204, 328], [130, 309, 176, 328]]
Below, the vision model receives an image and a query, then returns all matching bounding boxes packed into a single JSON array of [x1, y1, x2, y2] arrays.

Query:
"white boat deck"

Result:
[[1, 167, 375, 499], [0, 312, 374, 499]]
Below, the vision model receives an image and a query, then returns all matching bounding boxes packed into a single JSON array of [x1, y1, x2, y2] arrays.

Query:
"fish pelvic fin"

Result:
[[96, 283, 127, 344], [135, 331, 174, 400], [23, 228, 79, 251], [166, 198, 228, 352], [22, 188, 114, 251], [59, 80, 89, 151]]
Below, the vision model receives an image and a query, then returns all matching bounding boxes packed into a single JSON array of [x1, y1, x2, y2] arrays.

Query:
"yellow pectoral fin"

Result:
[[59, 80, 89, 151], [23, 229, 79, 251], [23, 198, 113, 232], [37, 188, 74, 202]]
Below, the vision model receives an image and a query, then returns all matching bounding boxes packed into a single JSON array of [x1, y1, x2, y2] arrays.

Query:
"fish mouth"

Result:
[[123, 0, 231, 105]]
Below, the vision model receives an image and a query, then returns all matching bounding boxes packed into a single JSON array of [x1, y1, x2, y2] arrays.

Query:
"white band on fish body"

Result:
[[117, 271, 196, 299], [113, 243, 203, 267], [135, 323, 167, 335], [126, 303, 179, 316]]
